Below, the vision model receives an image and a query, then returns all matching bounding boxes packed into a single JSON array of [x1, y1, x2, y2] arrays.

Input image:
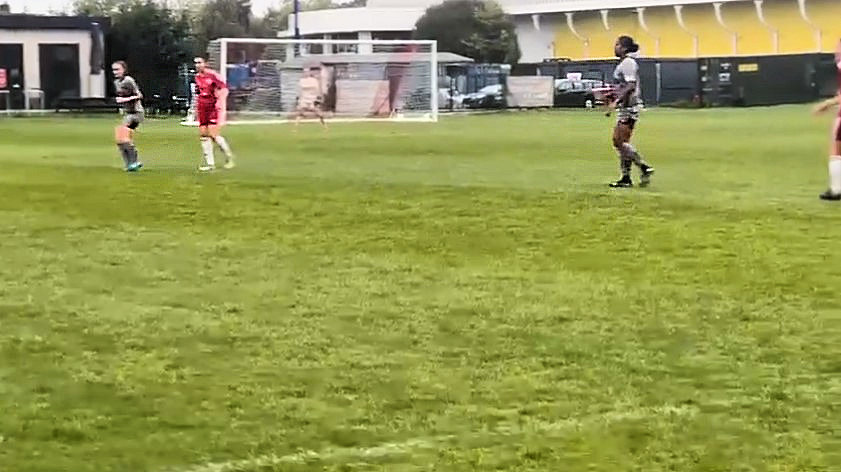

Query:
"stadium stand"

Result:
[[285, 0, 841, 61]]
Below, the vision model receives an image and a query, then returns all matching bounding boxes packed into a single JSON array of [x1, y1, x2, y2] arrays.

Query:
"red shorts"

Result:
[[197, 103, 218, 127]]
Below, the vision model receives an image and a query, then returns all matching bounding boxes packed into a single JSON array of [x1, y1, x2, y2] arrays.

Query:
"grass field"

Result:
[[2, 106, 841, 472]]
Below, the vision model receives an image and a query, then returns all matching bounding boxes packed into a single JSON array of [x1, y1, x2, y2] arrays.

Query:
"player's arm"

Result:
[[211, 72, 228, 124], [212, 72, 228, 94], [813, 95, 839, 115], [116, 77, 142, 104], [609, 81, 636, 109], [212, 72, 228, 106]]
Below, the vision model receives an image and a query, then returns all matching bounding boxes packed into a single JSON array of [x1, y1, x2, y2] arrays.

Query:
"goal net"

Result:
[[185, 38, 439, 125]]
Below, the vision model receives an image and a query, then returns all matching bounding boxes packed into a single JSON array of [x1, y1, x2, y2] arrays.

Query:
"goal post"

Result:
[[185, 38, 439, 125]]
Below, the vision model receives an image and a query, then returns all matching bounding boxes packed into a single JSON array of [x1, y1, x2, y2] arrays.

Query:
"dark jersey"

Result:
[[195, 70, 226, 107], [114, 76, 143, 114], [836, 60, 841, 116], [837, 61, 840, 94], [837, 60, 840, 93]]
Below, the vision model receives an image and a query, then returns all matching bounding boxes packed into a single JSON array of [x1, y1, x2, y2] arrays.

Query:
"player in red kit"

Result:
[[194, 56, 235, 171], [814, 39, 841, 200]]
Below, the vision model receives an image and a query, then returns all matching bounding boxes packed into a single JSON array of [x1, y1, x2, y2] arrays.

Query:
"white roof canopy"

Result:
[[282, 0, 750, 37]]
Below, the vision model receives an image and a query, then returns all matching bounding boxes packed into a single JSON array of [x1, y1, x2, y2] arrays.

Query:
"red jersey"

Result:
[[195, 70, 226, 106]]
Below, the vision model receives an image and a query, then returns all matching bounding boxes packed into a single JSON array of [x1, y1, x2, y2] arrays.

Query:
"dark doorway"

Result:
[[39, 44, 80, 108], [0, 43, 24, 109]]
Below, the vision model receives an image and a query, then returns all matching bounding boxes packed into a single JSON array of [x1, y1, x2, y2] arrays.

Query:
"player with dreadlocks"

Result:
[[607, 35, 655, 188]]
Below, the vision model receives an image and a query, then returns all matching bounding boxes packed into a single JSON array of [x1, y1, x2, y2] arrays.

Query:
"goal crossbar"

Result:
[[185, 37, 439, 126], [215, 38, 437, 46]]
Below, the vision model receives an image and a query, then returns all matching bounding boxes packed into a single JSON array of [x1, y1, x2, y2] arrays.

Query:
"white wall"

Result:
[[288, 6, 560, 63], [0, 29, 105, 98], [514, 14, 563, 63], [366, 0, 441, 8], [289, 7, 425, 36]]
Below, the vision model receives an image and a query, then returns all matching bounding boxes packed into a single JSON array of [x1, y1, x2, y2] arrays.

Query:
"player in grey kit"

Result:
[[112, 61, 143, 172], [607, 36, 654, 188]]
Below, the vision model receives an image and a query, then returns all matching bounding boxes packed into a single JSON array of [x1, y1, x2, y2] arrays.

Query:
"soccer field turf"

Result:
[[2, 107, 841, 471]]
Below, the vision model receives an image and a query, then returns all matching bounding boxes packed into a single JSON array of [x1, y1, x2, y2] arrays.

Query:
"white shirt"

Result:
[[613, 56, 641, 107]]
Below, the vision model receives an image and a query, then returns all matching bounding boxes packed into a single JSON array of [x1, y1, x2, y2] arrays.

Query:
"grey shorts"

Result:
[[122, 112, 144, 130]]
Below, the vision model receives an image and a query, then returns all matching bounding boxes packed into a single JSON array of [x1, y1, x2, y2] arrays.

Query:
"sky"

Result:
[[6, 0, 286, 16]]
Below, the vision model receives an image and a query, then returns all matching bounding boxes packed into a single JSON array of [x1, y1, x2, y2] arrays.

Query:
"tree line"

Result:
[[74, 0, 518, 97]]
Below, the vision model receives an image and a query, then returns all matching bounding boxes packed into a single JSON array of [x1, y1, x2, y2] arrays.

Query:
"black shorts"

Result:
[[619, 117, 637, 130], [616, 107, 639, 130]]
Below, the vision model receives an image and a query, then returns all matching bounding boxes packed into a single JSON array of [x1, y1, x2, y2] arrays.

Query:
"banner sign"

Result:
[[506, 76, 554, 108]]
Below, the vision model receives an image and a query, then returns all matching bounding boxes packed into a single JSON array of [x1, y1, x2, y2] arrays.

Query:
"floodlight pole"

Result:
[[293, 0, 301, 39], [293, 0, 301, 57]]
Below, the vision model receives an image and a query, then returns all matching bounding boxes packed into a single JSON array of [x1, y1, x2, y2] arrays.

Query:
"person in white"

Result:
[[607, 35, 655, 188], [295, 66, 327, 130]]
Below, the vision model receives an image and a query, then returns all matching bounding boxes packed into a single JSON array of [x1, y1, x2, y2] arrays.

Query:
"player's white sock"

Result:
[[214, 136, 233, 158], [829, 156, 841, 194], [201, 137, 215, 166]]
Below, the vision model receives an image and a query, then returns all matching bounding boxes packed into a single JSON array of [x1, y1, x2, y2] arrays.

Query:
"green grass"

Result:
[[2, 107, 841, 472]]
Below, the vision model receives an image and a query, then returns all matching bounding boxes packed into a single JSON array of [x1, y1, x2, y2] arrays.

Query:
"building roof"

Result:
[[280, 52, 474, 68], [0, 15, 110, 31], [280, 7, 424, 36], [280, 0, 752, 37]]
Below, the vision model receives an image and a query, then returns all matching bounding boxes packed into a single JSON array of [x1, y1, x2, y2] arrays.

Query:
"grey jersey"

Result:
[[613, 56, 641, 108], [114, 76, 143, 114]]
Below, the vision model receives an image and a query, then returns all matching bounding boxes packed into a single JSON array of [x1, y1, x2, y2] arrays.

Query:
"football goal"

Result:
[[184, 38, 439, 125]]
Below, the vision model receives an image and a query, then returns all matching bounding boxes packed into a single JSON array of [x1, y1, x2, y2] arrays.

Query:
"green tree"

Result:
[[413, 0, 520, 64], [193, 0, 253, 53], [73, 0, 121, 15], [75, 0, 194, 96], [250, 5, 289, 37]]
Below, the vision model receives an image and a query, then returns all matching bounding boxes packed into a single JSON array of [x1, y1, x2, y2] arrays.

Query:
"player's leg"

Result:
[[115, 116, 141, 171], [208, 124, 235, 169], [198, 123, 216, 171], [622, 119, 654, 186], [197, 105, 221, 171], [294, 106, 305, 130], [127, 114, 143, 169], [820, 117, 841, 200], [115, 124, 131, 169], [611, 112, 653, 187], [315, 107, 328, 130], [609, 122, 633, 187]]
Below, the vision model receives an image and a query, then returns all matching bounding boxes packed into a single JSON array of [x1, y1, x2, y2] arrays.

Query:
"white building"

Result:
[[0, 15, 108, 110], [279, 0, 841, 63]]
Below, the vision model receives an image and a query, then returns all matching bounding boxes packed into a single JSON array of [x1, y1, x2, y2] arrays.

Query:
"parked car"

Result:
[[554, 78, 611, 108], [463, 84, 505, 109]]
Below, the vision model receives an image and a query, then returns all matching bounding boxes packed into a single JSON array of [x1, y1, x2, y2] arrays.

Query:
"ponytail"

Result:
[[617, 36, 639, 55]]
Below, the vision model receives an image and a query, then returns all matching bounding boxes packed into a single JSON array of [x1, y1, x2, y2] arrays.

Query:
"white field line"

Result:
[[172, 405, 697, 472]]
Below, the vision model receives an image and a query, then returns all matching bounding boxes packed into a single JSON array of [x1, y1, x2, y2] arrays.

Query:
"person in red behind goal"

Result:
[[814, 39, 841, 200], [194, 56, 235, 171]]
